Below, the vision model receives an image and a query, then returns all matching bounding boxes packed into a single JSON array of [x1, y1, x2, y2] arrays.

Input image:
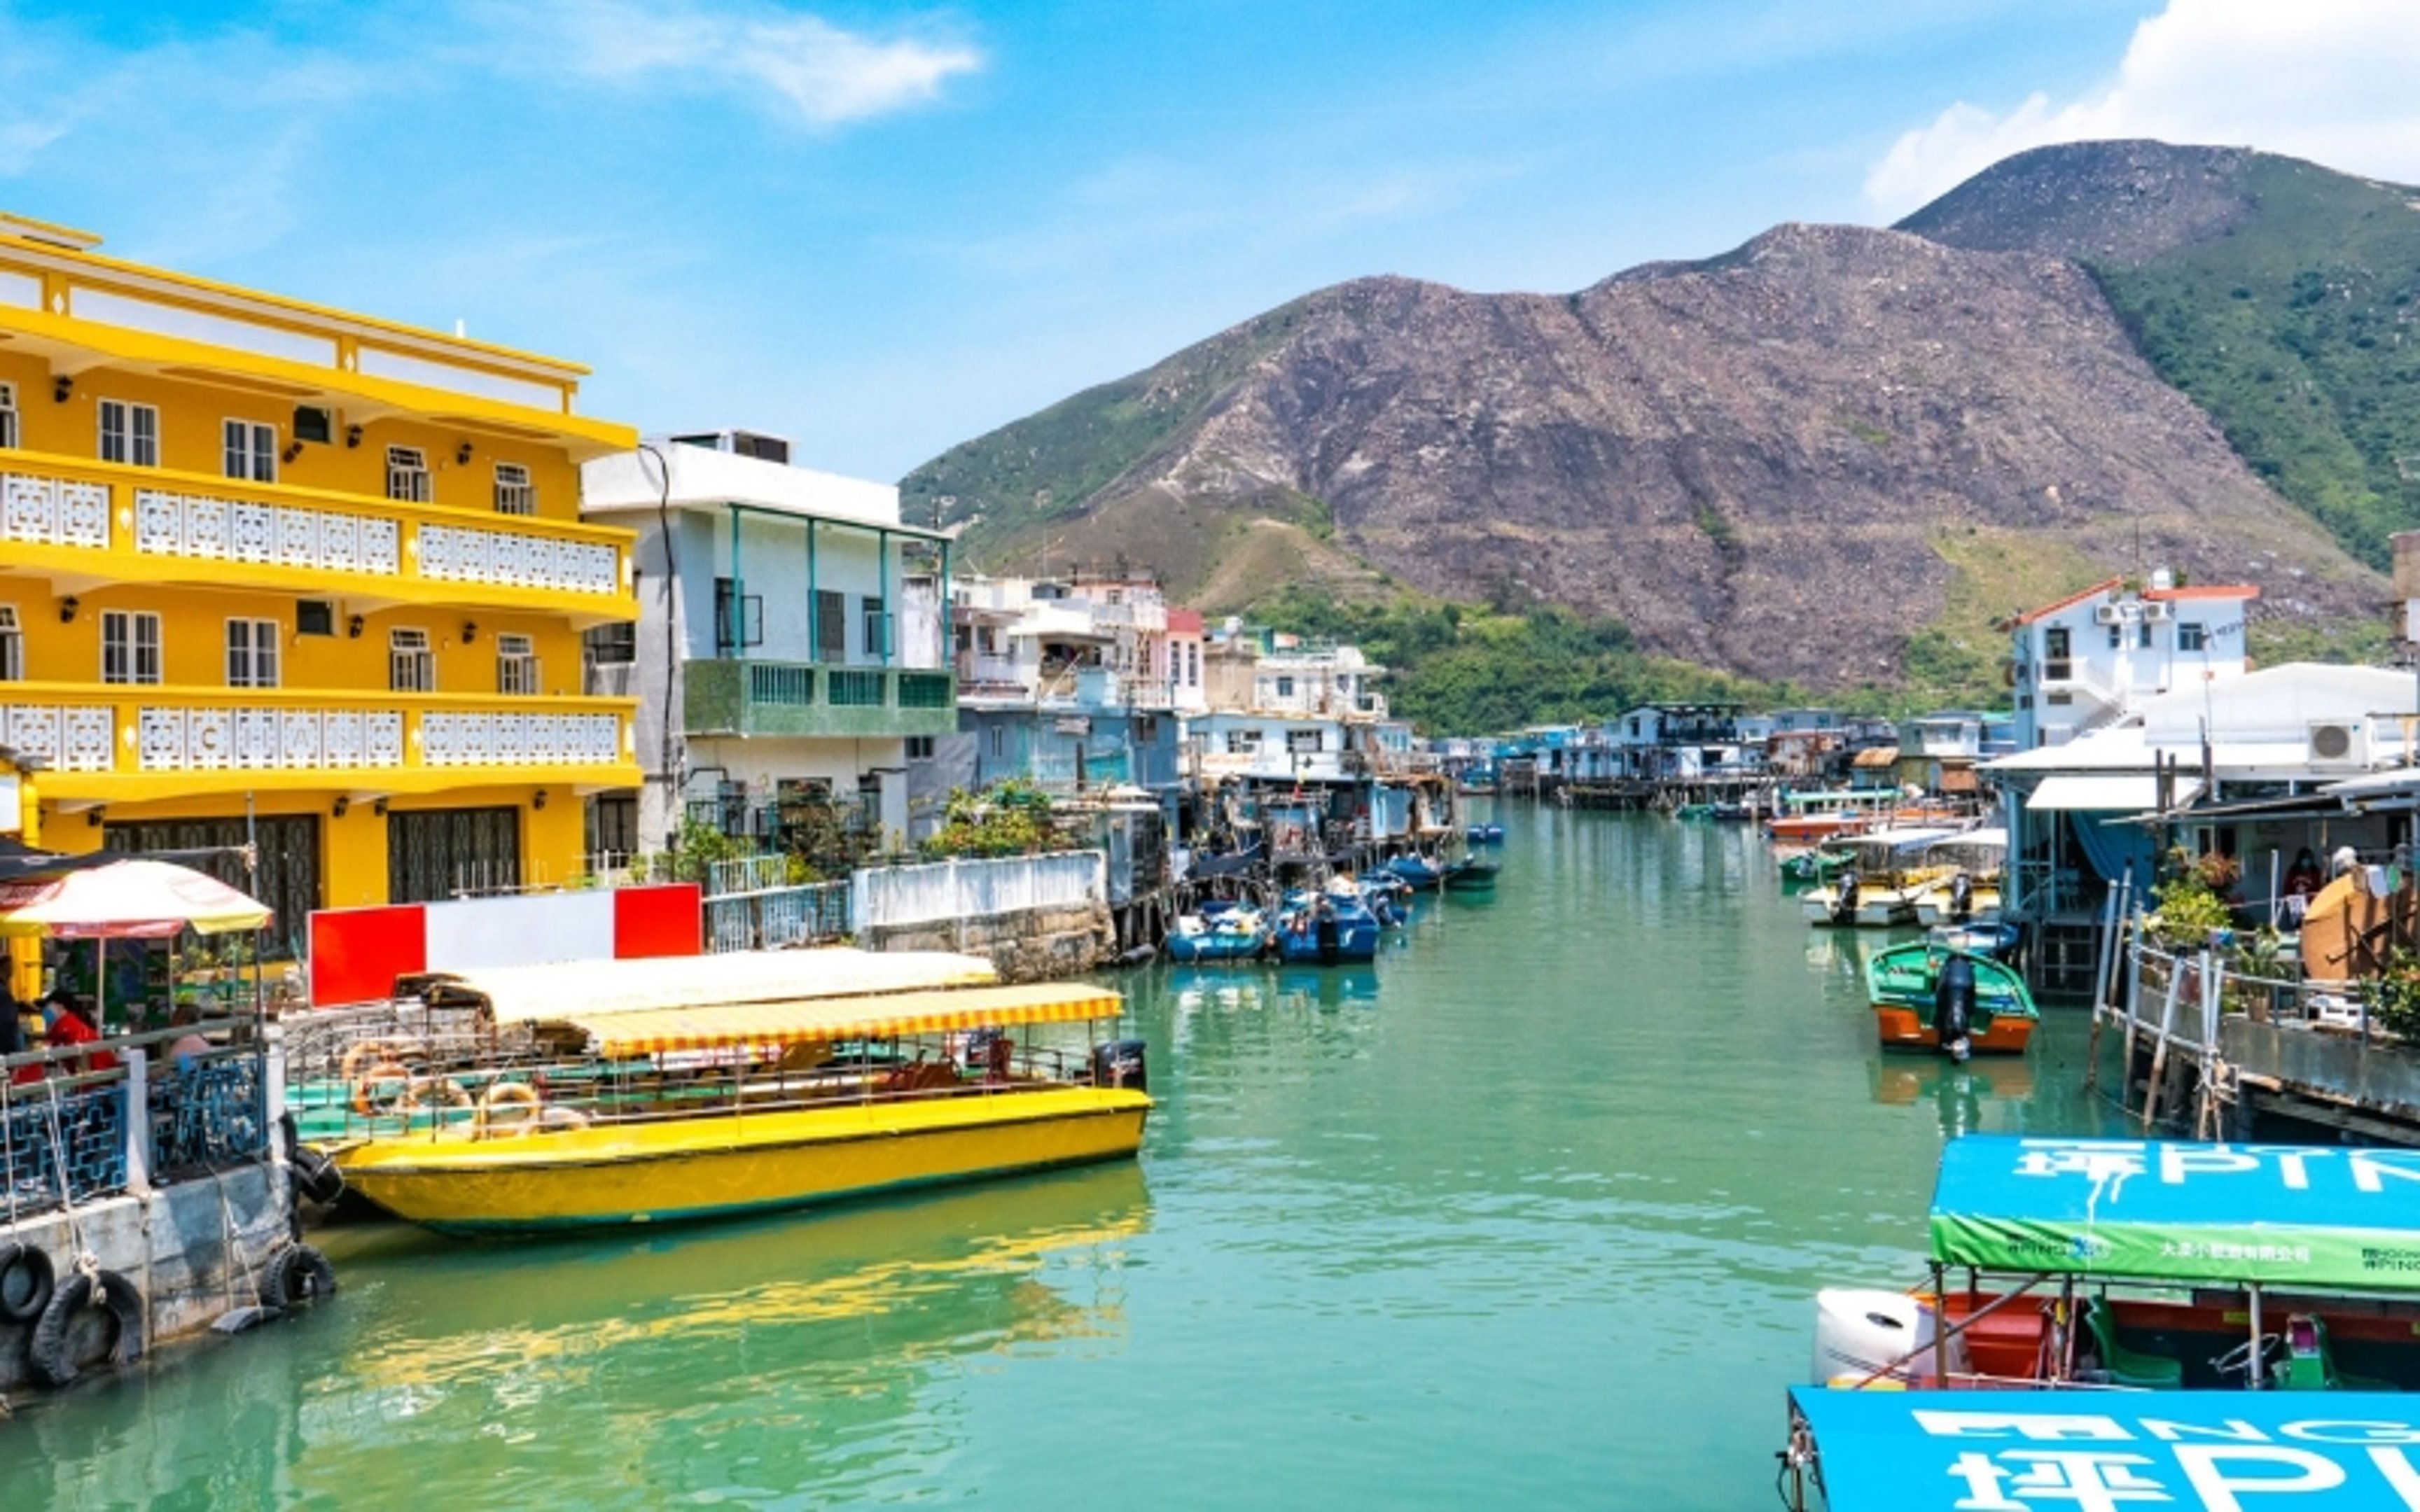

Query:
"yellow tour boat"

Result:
[[328, 980, 1151, 1236]]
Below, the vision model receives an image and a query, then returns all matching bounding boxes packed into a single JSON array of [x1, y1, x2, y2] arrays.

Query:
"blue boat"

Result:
[[1381, 853, 1447, 890], [1165, 905, 1272, 963], [1465, 822, 1505, 844], [1272, 885, 1383, 964]]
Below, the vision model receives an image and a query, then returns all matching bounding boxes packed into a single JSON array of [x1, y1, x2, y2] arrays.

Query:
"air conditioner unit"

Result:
[[2141, 601, 2173, 624], [2093, 604, 2125, 625], [2309, 720, 2369, 769]]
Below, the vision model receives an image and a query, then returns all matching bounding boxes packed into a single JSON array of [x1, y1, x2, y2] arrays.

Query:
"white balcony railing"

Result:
[[0, 694, 626, 775]]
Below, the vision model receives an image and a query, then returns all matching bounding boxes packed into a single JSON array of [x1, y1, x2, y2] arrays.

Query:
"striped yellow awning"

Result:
[[560, 982, 1125, 1058]]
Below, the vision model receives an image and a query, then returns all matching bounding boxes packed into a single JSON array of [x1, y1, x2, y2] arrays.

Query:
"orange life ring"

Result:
[[398, 1077, 473, 1114], [475, 1079, 542, 1137], [351, 1061, 412, 1117]]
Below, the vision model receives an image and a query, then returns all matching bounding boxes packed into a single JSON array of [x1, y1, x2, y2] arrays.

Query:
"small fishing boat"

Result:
[[1779, 844, 1856, 886], [1272, 883, 1383, 964], [1907, 828, 2007, 926], [1801, 827, 1965, 927], [1781, 1135, 2420, 1509], [1380, 853, 1447, 891], [1767, 789, 1893, 845], [326, 977, 1151, 1236], [1442, 859, 1500, 892], [1863, 939, 2037, 1056], [1164, 906, 1272, 962], [1464, 822, 1505, 844], [1671, 802, 1716, 822]]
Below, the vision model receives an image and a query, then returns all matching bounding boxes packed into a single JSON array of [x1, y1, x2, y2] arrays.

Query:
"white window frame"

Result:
[[102, 610, 162, 685], [222, 419, 277, 484], [492, 461, 534, 516], [2178, 622, 2208, 654], [1227, 729, 1263, 754], [225, 617, 281, 689], [496, 632, 538, 695], [385, 446, 431, 504], [99, 399, 161, 468], [0, 605, 20, 681], [1286, 729, 1323, 755], [905, 734, 935, 761], [0, 382, 16, 449], [389, 627, 433, 692]]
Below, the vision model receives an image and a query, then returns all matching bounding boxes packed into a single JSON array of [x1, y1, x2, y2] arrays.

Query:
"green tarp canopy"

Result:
[[1931, 1135, 2420, 1292]]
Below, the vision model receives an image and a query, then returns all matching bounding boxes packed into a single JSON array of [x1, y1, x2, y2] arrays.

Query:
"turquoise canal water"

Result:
[[5, 808, 2118, 1508]]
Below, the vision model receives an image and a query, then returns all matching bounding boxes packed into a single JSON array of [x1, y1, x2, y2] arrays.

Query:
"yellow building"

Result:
[[0, 211, 641, 948]]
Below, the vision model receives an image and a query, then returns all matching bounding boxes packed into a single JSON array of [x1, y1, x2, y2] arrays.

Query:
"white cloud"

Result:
[[1865, 0, 2420, 217], [504, 0, 982, 127]]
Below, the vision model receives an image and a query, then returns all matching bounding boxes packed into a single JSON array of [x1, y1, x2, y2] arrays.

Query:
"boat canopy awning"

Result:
[[438, 948, 999, 1026], [1931, 1134, 2420, 1292], [555, 981, 1125, 1056], [2023, 773, 2202, 812], [1849, 746, 1900, 769], [1788, 1387, 2420, 1510]]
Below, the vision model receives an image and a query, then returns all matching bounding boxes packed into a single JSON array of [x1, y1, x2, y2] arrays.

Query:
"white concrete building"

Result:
[[2007, 572, 2257, 751], [581, 433, 955, 854]]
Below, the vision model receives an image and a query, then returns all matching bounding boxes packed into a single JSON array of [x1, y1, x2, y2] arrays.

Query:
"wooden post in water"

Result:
[[2085, 867, 2131, 1094], [2140, 948, 2188, 1133]]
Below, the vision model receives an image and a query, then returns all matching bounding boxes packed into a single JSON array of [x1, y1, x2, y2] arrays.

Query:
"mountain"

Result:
[[1903, 141, 2420, 570], [904, 143, 2395, 694]]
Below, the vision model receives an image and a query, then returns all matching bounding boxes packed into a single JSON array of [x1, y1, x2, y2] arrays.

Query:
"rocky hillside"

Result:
[[906, 144, 2392, 691], [1905, 141, 2420, 568]]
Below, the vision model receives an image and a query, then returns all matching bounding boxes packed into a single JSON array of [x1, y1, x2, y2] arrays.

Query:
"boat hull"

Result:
[[1802, 895, 1916, 927], [1873, 1006, 2034, 1055], [1166, 931, 1266, 962], [333, 1086, 1152, 1235]]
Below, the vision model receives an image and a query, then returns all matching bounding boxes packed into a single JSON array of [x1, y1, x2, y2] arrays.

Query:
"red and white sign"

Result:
[[306, 884, 702, 1007]]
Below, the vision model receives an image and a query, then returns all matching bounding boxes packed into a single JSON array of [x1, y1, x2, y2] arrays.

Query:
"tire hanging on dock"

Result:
[[0, 1242, 55, 1325], [27, 1268, 144, 1387], [291, 1147, 345, 1206], [258, 1243, 336, 1310]]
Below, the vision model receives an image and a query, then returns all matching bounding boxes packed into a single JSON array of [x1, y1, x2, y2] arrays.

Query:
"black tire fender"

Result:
[[258, 1243, 336, 1309], [292, 1147, 345, 1207], [0, 1242, 55, 1326], [28, 1268, 144, 1387]]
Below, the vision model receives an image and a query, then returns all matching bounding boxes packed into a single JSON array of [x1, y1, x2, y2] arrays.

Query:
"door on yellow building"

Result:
[[388, 807, 521, 903], [102, 816, 320, 959]]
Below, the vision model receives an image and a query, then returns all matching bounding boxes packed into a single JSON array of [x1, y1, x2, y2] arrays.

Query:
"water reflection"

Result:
[[5, 1163, 1150, 1509]]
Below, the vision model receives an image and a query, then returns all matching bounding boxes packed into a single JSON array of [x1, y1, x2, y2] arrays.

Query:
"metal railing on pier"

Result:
[[1, 1024, 270, 1222]]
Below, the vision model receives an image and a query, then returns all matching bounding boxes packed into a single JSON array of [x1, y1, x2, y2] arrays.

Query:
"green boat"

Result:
[[1862, 940, 2038, 1056], [1780, 847, 1854, 885]]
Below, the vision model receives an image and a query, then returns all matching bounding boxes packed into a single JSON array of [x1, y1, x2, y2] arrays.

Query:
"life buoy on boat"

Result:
[[350, 1061, 413, 1117], [474, 1079, 542, 1137], [27, 1267, 144, 1387], [517, 1105, 592, 1137], [398, 1077, 473, 1114]]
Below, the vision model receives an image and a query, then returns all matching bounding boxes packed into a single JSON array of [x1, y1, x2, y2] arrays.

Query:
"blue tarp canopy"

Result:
[[1790, 1388, 2420, 1510], [1931, 1135, 2420, 1292]]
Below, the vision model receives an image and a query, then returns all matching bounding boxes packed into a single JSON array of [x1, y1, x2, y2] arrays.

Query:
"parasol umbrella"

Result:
[[0, 859, 272, 1032]]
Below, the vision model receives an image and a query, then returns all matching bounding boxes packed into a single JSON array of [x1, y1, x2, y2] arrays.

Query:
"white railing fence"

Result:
[[854, 850, 1105, 932]]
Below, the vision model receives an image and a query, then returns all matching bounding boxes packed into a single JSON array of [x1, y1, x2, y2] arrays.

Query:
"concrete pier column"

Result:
[[123, 1054, 151, 1197]]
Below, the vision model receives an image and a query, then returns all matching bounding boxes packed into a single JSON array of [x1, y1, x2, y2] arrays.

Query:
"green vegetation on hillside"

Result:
[[2093, 156, 2420, 568], [1248, 587, 1778, 734], [901, 301, 1310, 542]]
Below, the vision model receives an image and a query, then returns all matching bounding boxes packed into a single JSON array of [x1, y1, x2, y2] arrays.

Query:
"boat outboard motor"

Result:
[[1833, 872, 1861, 926], [1935, 952, 1977, 1064], [1948, 871, 1974, 925], [1091, 1039, 1148, 1093]]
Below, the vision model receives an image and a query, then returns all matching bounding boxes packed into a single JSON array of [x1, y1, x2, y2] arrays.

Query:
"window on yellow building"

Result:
[[222, 420, 277, 484], [390, 628, 433, 692], [496, 633, 538, 694], [102, 610, 162, 685], [226, 618, 280, 688], [0, 606, 20, 680], [386, 447, 431, 503], [99, 400, 160, 468], [493, 462, 534, 516], [0, 382, 16, 449]]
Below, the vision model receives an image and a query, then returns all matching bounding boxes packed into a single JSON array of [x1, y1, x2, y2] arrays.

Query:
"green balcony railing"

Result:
[[685, 659, 954, 738]]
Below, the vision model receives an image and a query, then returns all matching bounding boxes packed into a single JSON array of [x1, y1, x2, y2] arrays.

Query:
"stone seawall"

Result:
[[862, 902, 1115, 983], [1, 1161, 293, 1397]]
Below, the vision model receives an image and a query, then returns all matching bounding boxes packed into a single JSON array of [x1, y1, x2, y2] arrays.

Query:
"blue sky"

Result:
[[3, 1, 2416, 481]]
